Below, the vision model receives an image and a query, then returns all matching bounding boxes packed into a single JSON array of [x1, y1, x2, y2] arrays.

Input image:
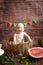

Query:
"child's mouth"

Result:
[[18, 29, 21, 31]]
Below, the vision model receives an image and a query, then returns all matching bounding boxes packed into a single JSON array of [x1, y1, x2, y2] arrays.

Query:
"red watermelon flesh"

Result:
[[28, 47, 43, 58]]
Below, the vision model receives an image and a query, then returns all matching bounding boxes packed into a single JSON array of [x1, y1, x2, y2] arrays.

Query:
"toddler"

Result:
[[8, 23, 33, 56]]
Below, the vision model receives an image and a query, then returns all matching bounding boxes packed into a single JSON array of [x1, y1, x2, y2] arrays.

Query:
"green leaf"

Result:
[[4, 56, 11, 61], [7, 55, 14, 62], [21, 56, 26, 59], [38, 37, 43, 47], [25, 62, 29, 65]]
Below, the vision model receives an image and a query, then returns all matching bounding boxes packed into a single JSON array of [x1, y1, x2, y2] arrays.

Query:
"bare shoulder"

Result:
[[24, 32, 30, 37]]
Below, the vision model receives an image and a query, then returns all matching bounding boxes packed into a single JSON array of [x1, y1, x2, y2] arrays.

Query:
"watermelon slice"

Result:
[[28, 47, 43, 58]]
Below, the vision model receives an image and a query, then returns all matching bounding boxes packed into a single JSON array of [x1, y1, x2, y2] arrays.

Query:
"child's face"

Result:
[[16, 23, 24, 32]]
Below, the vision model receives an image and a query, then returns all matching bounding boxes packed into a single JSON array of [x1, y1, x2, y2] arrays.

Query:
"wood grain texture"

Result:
[[0, 0, 43, 48]]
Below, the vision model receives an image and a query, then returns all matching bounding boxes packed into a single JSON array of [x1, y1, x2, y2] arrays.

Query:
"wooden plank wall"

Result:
[[0, 0, 43, 47]]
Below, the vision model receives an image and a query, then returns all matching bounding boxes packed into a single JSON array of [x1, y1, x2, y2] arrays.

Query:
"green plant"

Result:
[[0, 54, 15, 65], [38, 37, 43, 47], [19, 56, 31, 65]]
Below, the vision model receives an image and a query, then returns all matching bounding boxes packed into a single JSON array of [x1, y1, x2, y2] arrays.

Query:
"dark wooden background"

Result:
[[0, 0, 43, 65], [0, 0, 43, 47]]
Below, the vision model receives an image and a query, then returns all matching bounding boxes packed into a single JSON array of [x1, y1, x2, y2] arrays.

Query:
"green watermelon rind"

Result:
[[28, 47, 43, 58]]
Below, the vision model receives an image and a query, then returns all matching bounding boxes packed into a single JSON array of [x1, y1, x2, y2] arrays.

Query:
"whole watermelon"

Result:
[[38, 37, 43, 47]]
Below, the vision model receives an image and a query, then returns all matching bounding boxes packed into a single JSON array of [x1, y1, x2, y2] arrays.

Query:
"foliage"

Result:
[[0, 55, 15, 65], [19, 56, 31, 65], [0, 49, 41, 65], [0, 50, 15, 65], [38, 37, 43, 47]]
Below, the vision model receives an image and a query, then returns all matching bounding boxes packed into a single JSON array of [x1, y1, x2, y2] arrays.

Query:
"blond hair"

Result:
[[16, 23, 24, 31]]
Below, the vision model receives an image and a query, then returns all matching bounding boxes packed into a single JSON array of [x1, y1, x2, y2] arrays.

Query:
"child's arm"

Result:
[[24, 32, 33, 43], [13, 33, 17, 44]]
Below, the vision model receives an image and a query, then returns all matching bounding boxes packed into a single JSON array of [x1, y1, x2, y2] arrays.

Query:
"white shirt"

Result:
[[14, 32, 24, 44]]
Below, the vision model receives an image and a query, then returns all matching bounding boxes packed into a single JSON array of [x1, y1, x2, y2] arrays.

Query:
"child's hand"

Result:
[[7, 41, 12, 45], [30, 39, 33, 43], [23, 40, 29, 44]]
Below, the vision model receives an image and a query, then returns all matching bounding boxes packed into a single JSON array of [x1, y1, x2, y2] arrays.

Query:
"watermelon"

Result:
[[28, 47, 43, 58]]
